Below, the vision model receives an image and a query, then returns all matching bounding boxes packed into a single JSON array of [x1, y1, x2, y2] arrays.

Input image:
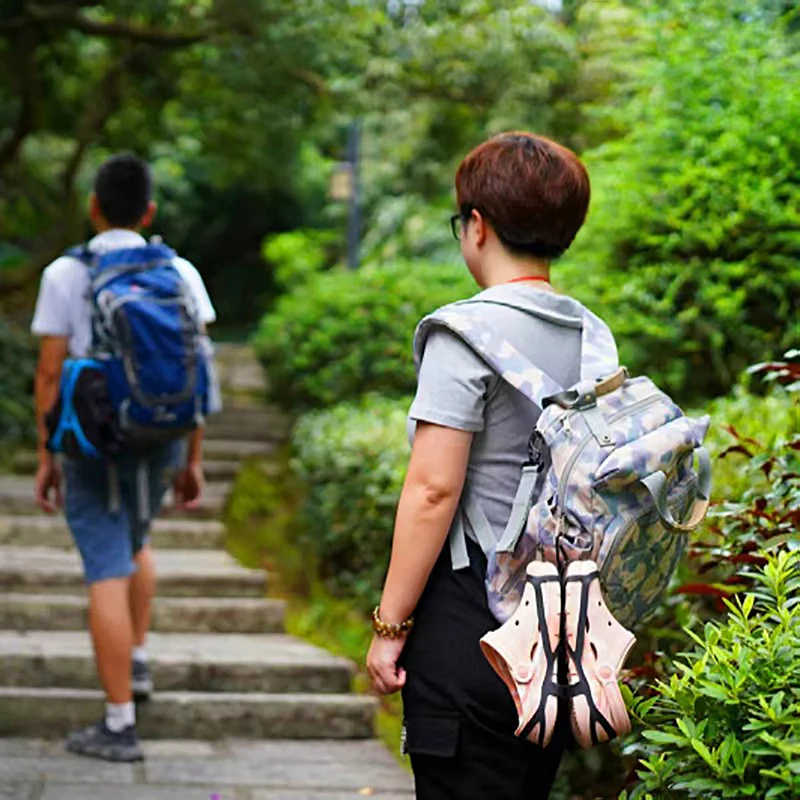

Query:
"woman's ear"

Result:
[[471, 208, 489, 248]]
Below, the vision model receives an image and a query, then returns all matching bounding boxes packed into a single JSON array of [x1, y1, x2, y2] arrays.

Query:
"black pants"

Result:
[[410, 718, 564, 800], [401, 539, 568, 800]]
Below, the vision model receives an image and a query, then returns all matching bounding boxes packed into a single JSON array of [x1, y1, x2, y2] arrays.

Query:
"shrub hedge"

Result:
[[253, 261, 475, 411], [626, 551, 800, 800], [0, 317, 36, 449], [290, 394, 411, 609]]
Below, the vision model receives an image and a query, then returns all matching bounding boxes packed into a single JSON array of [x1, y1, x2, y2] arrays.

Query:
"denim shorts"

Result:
[[64, 442, 183, 584]]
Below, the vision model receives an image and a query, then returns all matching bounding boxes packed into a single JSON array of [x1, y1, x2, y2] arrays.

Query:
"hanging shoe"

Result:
[[480, 560, 562, 748], [563, 559, 636, 748]]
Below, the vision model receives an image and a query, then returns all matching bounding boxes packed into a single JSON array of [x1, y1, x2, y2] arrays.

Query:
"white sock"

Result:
[[132, 646, 148, 664], [105, 701, 136, 733]]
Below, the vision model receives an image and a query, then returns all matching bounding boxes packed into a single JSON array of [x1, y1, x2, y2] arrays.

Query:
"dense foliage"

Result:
[[1, 0, 582, 323], [254, 261, 475, 411], [626, 551, 800, 799], [0, 317, 35, 448], [290, 395, 411, 608], [561, 0, 800, 401]]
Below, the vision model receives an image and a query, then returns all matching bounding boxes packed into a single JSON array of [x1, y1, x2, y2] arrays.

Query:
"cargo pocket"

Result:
[[404, 713, 461, 758]]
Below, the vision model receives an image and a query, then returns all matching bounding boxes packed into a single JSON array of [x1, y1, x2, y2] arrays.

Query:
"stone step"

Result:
[[206, 406, 288, 442], [10, 452, 243, 482], [0, 631, 353, 694], [0, 687, 376, 740], [0, 738, 414, 799], [0, 547, 266, 597], [0, 594, 285, 634], [205, 420, 286, 443], [203, 438, 275, 461], [0, 475, 230, 520], [0, 514, 225, 549], [215, 343, 267, 395]]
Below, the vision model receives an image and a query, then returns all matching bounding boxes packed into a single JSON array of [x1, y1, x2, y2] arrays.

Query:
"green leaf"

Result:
[[692, 739, 719, 770], [642, 730, 689, 746]]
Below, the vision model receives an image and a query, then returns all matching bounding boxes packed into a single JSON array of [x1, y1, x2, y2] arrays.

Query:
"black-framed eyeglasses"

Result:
[[449, 213, 462, 240]]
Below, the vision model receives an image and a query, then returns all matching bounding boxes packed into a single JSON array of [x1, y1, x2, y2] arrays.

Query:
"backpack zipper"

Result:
[[555, 393, 663, 519]]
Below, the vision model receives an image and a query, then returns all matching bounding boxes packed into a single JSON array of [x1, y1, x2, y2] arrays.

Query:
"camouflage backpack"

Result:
[[414, 299, 712, 630]]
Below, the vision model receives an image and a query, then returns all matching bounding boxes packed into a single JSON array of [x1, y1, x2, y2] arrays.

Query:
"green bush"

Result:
[[0, 317, 36, 449], [626, 551, 800, 799], [697, 385, 796, 502], [253, 261, 474, 411], [262, 228, 339, 291], [561, 0, 800, 402], [291, 395, 411, 608]]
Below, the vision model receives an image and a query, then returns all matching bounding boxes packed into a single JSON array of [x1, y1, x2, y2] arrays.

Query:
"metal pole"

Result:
[[346, 121, 361, 270]]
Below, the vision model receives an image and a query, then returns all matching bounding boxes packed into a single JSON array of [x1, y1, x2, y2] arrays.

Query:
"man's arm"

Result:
[[174, 426, 205, 509], [34, 336, 68, 512]]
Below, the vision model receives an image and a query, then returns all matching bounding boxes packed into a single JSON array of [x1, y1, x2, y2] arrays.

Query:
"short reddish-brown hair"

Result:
[[455, 132, 590, 260]]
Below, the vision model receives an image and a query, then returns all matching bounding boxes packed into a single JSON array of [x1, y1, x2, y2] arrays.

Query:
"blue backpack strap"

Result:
[[65, 244, 94, 266], [90, 243, 176, 290]]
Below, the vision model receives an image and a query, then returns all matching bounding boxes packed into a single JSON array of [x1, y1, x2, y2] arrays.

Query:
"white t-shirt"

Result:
[[31, 229, 216, 356]]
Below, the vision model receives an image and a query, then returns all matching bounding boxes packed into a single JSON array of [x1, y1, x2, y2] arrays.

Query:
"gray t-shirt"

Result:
[[409, 284, 593, 544]]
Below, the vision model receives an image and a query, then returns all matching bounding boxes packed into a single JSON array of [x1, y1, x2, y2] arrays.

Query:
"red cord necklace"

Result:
[[506, 275, 550, 285]]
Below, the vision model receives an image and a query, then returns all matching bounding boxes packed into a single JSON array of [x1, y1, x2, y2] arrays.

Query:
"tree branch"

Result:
[[1, 4, 211, 47], [0, 27, 38, 175], [62, 51, 136, 193], [288, 67, 330, 96], [0, 47, 142, 296]]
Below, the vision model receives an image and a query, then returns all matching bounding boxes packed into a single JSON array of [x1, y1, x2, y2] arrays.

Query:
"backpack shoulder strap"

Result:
[[64, 244, 94, 266], [414, 302, 565, 410], [90, 243, 176, 291], [578, 307, 619, 381]]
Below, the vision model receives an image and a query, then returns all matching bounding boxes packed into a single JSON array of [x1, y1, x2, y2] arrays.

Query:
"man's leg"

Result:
[[127, 441, 181, 700], [130, 545, 156, 649], [89, 577, 135, 703], [130, 545, 156, 700], [62, 457, 144, 762]]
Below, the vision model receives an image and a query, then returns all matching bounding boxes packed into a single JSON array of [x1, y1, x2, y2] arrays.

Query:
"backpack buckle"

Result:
[[526, 431, 549, 469], [543, 389, 597, 411]]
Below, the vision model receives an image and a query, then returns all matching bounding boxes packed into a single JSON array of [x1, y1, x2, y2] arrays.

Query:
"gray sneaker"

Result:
[[66, 721, 144, 762], [132, 659, 153, 702]]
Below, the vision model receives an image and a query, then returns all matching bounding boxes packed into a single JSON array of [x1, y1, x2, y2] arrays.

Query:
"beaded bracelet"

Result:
[[372, 606, 414, 639]]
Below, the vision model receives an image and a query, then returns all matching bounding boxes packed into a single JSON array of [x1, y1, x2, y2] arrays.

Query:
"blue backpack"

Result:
[[48, 240, 210, 458]]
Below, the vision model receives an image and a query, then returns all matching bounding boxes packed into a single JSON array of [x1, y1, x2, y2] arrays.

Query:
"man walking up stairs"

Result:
[[0, 346, 412, 797]]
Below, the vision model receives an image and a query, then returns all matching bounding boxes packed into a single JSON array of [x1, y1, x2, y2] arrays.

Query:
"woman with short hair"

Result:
[[366, 132, 609, 799]]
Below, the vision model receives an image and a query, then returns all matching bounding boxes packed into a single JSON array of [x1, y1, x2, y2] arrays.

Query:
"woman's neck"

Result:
[[481, 253, 551, 288]]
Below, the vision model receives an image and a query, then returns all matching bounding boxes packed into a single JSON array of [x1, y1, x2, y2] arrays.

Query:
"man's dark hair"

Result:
[[93, 153, 153, 227]]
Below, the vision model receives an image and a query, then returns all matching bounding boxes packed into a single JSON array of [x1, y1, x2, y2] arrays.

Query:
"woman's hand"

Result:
[[367, 635, 408, 695]]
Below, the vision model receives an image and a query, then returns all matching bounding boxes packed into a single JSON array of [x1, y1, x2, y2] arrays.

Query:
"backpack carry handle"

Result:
[[641, 446, 712, 532], [543, 368, 629, 411]]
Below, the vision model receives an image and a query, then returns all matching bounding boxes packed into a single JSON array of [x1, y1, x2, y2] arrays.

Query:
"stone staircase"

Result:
[[0, 346, 378, 746]]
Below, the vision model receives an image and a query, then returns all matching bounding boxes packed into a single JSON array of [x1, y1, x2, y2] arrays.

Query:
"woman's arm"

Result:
[[367, 421, 473, 694]]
